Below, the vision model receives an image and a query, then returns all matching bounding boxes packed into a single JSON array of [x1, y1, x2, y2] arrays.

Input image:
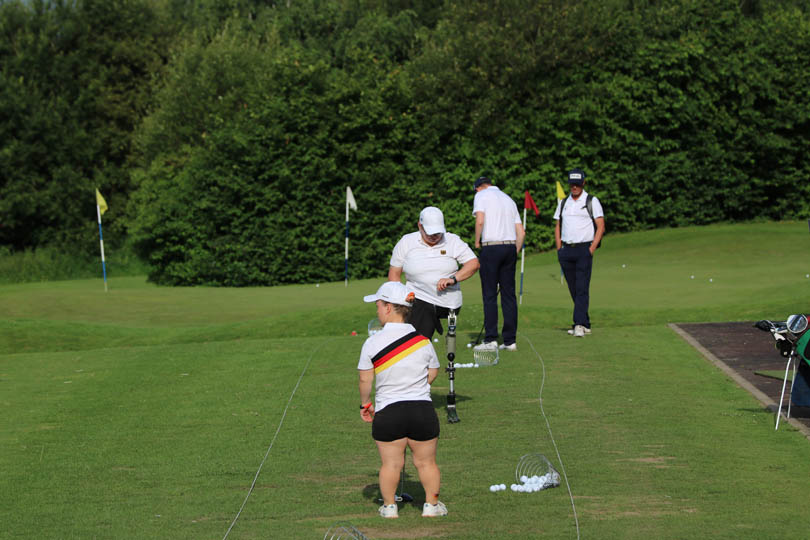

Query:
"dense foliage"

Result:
[[2, 0, 810, 285], [0, 0, 173, 251]]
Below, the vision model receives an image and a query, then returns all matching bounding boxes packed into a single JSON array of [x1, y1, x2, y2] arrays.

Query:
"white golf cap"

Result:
[[363, 281, 414, 306], [419, 206, 446, 235]]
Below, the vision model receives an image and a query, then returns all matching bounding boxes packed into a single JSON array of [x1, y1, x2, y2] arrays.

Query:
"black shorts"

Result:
[[372, 400, 440, 442], [408, 299, 461, 339]]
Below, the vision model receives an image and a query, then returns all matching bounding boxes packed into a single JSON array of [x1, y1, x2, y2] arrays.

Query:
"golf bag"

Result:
[[755, 314, 810, 424], [792, 330, 810, 406]]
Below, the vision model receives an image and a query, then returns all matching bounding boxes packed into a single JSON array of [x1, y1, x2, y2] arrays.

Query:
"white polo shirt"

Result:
[[472, 186, 521, 243], [357, 322, 440, 412], [390, 231, 476, 309], [553, 190, 604, 244]]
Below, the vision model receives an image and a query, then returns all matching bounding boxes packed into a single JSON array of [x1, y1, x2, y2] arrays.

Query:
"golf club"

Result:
[[376, 464, 413, 503], [472, 285, 499, 346]]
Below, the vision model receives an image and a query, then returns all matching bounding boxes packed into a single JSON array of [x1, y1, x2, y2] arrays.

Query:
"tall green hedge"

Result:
[[0, 0, 172, 251], [3, 0, 810, 285]]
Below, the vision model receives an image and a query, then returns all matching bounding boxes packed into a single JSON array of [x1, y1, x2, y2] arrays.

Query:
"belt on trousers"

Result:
[[562, 242, 592, 247], [481, 241, 516, 246]]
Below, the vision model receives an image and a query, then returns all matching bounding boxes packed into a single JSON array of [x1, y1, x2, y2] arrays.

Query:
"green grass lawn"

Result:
[[2, 221, 810, 539]]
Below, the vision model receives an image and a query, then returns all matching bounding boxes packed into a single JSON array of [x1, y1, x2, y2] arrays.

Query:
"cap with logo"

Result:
[[568, 168, 586, 185]]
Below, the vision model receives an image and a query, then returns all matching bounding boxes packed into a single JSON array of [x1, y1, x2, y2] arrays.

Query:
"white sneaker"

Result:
[[422, 501, 448, 517], [567, 326, 591, 336], [498, 343, 517, 351], [379, 503, 398, 518], [573, 325, 586, 337], [473, 341, 498, 351]]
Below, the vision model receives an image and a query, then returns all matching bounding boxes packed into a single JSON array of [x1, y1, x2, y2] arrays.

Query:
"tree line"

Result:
[[2, 0, 809, 285]]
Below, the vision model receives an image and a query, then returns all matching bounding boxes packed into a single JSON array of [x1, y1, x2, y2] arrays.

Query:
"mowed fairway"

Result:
[[3, 222, 810, 539]]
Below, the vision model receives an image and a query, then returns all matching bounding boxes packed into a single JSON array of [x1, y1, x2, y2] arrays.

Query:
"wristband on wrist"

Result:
[[360, 402, 372, 410], [451, 275, 458, 285]]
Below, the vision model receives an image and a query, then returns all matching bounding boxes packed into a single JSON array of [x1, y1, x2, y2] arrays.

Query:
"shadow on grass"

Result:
[[743, 405, 810, 418], [430, 392, 471, 411], [362, 472, 427, 506]]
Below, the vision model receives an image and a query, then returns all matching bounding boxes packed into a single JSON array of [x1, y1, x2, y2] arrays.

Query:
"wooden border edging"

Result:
[[669, 322, 810, 441]]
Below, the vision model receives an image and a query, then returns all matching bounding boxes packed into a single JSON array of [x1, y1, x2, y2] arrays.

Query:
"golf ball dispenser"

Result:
[[446, 310, 460, 423]]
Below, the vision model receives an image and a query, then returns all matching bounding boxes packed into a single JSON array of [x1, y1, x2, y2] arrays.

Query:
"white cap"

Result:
[[363, 281, 414, 306], [419, 206, 446, 235]]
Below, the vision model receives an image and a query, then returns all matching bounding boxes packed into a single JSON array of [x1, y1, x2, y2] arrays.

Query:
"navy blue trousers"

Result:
[[557, 244, 593, 328], [479, 244, 517, 345]]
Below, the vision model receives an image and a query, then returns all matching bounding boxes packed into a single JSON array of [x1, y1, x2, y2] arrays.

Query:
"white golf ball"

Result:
[[315, 283, 319, 287], [709, 278, 713, 282], [467, 343, 472, 348], [490, 485, 497, 492], [806, 274, 809, 278], [433, 338, 438, 343], [510, 484, 518, 491], [520, 475, 528, 483], [622, 264, 626, 268], [690, 275, 694, 279]]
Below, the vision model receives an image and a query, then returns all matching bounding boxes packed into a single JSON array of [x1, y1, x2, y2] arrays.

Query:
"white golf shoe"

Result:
[[379, 503, 398, 518], [568, 326, 591, 336], [422, 501, 448, 517], [573, 325, 586, 337], [473, 341, 498, 351], [498, 343, 517, 351]]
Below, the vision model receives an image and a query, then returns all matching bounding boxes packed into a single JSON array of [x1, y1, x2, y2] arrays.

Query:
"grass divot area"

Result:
[[3, 222, 810, 538]]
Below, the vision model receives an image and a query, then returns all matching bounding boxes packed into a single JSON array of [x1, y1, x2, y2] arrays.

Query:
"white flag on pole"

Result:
[[345, 186, 357, 286], [347, 186, 358, 211]]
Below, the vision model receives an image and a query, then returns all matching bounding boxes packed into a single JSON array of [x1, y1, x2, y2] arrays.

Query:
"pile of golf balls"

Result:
[[455, 363, 479, 368], [489, 472, 560, 493], [511, 473, 560, 493]]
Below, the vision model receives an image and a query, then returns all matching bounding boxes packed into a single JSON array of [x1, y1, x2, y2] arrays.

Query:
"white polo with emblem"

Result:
[[390, 231, 476, 309]]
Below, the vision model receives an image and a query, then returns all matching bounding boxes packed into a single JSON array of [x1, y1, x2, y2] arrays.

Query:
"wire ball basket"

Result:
[[368, 318, 383, 336], [472, 347, 499, 367], [515, 453, 561, 490], [324, 522, 369, 540]]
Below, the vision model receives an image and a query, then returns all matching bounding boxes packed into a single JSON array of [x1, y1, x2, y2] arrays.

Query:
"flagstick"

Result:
[[96, 204, 108, 292], [519, 207, 527, 305], [344, 197, 349, 287]]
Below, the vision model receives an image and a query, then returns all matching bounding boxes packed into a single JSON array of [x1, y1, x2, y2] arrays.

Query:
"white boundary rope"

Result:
[[520, 333, 581, 539], [222, 339, 328, 539]]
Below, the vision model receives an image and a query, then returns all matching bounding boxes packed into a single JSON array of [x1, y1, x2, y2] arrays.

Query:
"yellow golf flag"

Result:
[[96, 189, 108, 215], [556, 181, 566, 200]]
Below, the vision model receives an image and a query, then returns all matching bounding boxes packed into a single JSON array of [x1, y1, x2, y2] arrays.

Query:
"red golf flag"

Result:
[[524, 190, 539, 217]]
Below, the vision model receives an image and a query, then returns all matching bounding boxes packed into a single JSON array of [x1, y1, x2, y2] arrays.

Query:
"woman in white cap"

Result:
[[358, 281, 447, 519], [388, 206, 479, 339]]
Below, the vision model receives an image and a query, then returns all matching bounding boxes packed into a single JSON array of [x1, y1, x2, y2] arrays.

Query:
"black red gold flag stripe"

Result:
[[371, 331, 430, 374]]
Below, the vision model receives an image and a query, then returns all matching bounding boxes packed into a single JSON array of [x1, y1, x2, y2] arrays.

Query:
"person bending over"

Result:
[[389, 206, 479, 339]]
